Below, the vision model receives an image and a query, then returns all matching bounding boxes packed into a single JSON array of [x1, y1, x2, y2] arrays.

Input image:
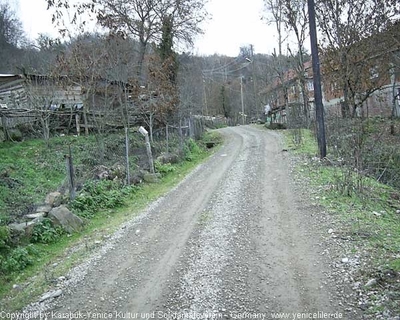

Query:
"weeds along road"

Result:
[[42, 126, 350, 318]]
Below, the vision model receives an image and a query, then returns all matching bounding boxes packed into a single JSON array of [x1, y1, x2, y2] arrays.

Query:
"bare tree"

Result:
[[0, 3, 26, 72], [316, 0, 399, 118], [45, 0, 208, 83], [262, 0, 287, 56], [282, 0, 310, 125], [262, 0, 293, 123]]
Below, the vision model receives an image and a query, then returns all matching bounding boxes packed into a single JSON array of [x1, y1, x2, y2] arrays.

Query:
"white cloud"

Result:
[[13, 0, 57, 39], [193, 0, 277, 56], [10, 0, 278, 56]]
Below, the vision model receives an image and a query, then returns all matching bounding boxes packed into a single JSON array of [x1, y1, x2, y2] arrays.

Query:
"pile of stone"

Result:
[[8, 191, 84, 238]]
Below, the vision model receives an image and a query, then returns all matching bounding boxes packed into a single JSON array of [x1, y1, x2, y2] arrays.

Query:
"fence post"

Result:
[[166, 124, 169, 154], [139, 126, 155, 174], [75, 113, 81, 136], [65, 145, 76, 200], [125, 127, 130, 185], [189, 116, 194, 138]]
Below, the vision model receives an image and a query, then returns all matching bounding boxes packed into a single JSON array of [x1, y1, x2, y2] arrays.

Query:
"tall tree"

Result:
[[282, 0, 310, 125], [262, 0, 286, 56], [0, 3, 26, 72], [45, 0, 208, 83]]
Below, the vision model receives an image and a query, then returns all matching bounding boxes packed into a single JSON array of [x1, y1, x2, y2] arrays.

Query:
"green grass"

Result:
[[283, 129, 318, 156], [0, 131, 223, 311], [0, 139, 65, 222]]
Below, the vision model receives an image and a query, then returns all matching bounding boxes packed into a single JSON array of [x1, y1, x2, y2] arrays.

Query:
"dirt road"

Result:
[[36, 126, 354, 319]]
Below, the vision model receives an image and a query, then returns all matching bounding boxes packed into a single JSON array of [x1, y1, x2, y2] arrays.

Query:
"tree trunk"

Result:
[[40, 115, 50, 142], [137, 40, 147, 84]]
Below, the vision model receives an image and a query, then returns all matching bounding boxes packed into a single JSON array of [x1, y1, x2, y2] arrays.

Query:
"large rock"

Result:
[[8, 222, 34, 233], [35, 204, 52, 214], [45, 192, 62, 207], [8, 220, 38, 238], [39, 289, 63, 302], [48, 206, 84, 233], [25, 212, 46, 220]]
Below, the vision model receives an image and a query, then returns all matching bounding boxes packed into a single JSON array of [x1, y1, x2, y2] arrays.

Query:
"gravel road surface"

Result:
[[24, 126, 356, 319]]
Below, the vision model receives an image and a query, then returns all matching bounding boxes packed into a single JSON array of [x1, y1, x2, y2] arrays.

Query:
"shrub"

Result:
[[70, 180, 133, 218], [0, 226, 10, 252], [184, 139, 202, 161], [0, 245, 38, 274], [31, 218, 65, 244], [266, 123, 287, 130], [187, 139, 201, 154], [155, 160, 176, 175]]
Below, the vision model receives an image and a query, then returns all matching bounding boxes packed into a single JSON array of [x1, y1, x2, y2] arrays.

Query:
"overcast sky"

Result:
[[9, 0, 278, 57]]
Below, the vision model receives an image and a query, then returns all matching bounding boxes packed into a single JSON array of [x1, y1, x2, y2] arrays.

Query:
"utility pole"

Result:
[[240, 76, 245, 125], [308, 0, 327, 158], [203, 79, 208, 116]]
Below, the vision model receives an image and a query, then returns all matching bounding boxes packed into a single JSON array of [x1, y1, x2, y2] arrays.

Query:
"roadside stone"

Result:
[[39, 289, 63, 302], [365, 278, 377, 288], [45, 191, 62, 207], [8, 221, 35, 233], [35, 204, 52, 214], [25, 212, 46, 219], [48, 205, 84, 233]]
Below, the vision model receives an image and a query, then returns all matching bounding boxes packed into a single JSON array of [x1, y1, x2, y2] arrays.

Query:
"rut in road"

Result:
[[40, 126, 348, 318]]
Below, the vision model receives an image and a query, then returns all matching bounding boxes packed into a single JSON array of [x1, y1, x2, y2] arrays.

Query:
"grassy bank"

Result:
[[282, 128, 400, 317], [0, 130, 223, 311]]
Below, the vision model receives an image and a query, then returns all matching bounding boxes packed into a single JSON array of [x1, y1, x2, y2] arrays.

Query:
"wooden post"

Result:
[[178, 118, 183, 151], [139, 126, 155, 174], [75, 113, 81, 136], [166, 124, 169, 154], [125, 127, 130, 185], [189, 115, 194, 138], [65, 146, 76, 200]]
